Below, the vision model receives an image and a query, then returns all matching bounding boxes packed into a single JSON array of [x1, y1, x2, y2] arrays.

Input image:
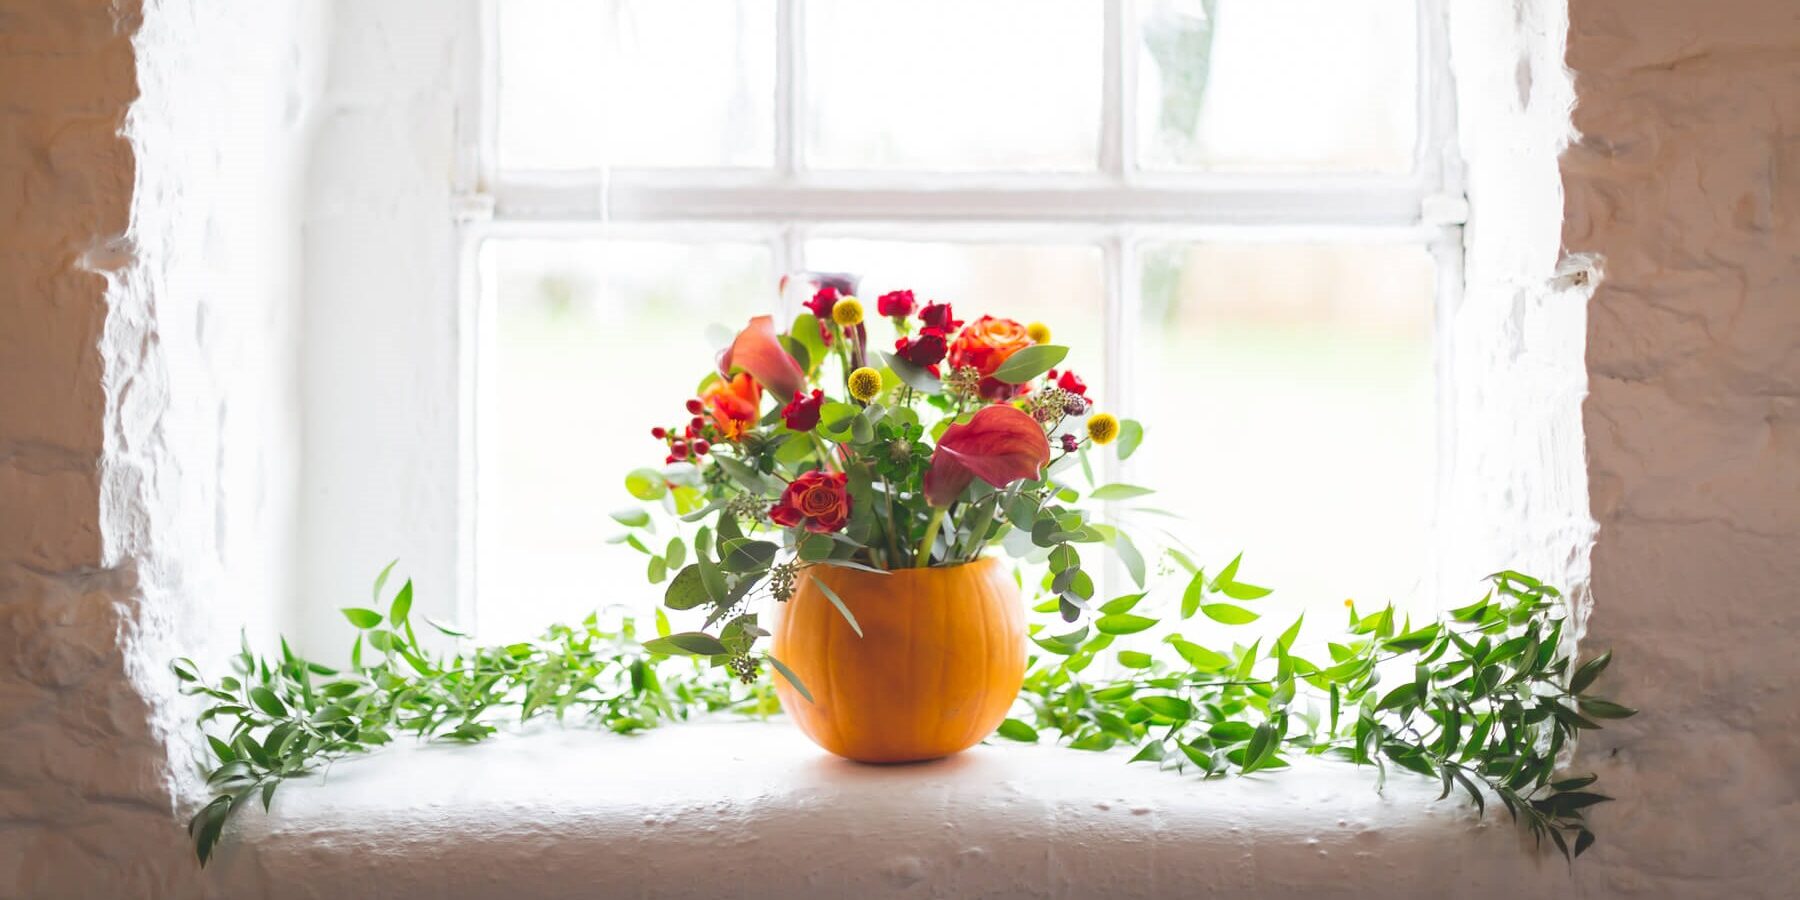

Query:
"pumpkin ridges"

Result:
[[774, 557, 1024, 763]]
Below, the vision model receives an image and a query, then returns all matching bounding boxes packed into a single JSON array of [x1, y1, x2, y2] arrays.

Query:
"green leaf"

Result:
[[389, 581, 413, 626], [609, 507, 651, 528], [642, 632, 729, 657], [663, 565, 709, 610], [1138, 696, 1193, 720], [1201, 603, 1259, 625], [1569, 650, 1611, 694], [721, 538, 779, 573], [882, 352, 943, 394], [765, 654, 814, 703], [1208, 721, 1255, 743], [371, 558, 400, 604], [1219, 580, 1273, 601], [1576, 698, 1637, 719], [1089, 483, 1155, 501], [340, 608, 382, 629], [625, 468, 668, 501], [996, 718, 1040, 742], [1169, 638, 1230, 670], [664, 537, 687, 570], [1241, 723, 1278, 774], [697, 554, 727, 603], [1115, 419, 1144, 460], [249, 686, 287, 717], [1113, 531, 1146, 589], [1095, 613, 1157, 635], [991, 344, 1068, 383], [1099, 592, 1146, 615], [1117, 650, 1155, 669], [812, 578, 863, 638], [1180, 570, 1206, 619]]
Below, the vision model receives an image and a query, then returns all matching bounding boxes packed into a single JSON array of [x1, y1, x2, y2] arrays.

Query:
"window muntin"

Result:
[[473, 0, 1458, 639]]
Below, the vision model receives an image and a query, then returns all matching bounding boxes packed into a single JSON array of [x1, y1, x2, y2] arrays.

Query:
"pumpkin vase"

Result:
[[770, 556, 1026, 763]]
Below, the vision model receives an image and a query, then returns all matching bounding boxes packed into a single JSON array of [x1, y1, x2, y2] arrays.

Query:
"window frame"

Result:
[[452, 0, 1466, 634]]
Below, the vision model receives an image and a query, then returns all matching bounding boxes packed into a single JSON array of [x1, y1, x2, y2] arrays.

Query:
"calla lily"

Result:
[[923, 404, 1051, 507], [718, 315, 806, 401]]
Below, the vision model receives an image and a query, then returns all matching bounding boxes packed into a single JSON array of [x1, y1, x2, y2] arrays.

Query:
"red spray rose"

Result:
[[804, 286, 840, 320], [769, 470, 852, 534], [893, 328, 949, 367], [877, 289, 917, 318], [919, 301, 962, 332], [1056, 370, 1088, 395], [783, 389, 825, 432]]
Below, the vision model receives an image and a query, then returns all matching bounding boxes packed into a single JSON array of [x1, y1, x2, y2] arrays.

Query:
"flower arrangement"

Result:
[[615, 274, 1146, 698]]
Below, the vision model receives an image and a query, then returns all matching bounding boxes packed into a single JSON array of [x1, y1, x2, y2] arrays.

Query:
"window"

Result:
[[468, 0, 1462, 643]]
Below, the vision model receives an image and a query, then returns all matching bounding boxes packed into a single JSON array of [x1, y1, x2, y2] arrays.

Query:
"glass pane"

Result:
[[499, 0, 776, 170], [804, 240, 1109, 399], [806, 0, 1102, 171], [1134, 242, 1435, 644], [1136, 0, 1417, 172], [483, 239, 775, 642]]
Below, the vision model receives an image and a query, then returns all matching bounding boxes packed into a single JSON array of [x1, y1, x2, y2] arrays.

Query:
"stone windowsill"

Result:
[[207, 719, 1568, 899]]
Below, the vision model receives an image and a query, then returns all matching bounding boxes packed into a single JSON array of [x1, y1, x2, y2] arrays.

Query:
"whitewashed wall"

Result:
[[0, 0, 1794, 895], [0, 0, 323, 895]]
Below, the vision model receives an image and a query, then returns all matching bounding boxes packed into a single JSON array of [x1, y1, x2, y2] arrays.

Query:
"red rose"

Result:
[[878, 289, 917, 318], [769, 470, 851, 534], [805, 286, 839, 320], [948, 315, 1033, 401], [1056, 370, 1088, 395], [894, 327, 949, 367], [783, 389, 825, 432], [919, 301, 962, 332]]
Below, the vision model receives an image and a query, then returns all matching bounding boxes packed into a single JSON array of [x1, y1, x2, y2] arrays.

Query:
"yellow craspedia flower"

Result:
[[847, 366, 883, 401], [1086, 412, 1120, 445], [832, 297, 865, 328], [1026, 321, 1052, 343]]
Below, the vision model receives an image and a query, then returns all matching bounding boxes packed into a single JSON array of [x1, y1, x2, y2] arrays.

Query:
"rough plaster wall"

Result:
[[297, 0, 476, 661], [1562, 0, 1800, 895], [0, 0, 321, 895]]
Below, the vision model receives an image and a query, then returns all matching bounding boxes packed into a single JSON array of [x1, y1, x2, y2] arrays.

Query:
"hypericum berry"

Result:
[[693, 440, 711, 455], [671, 441, 689, 459], [690, 415, 706, 431], [651, 426, 667, 439], [685, 398, 704, 415], [1061, 434, 1080, 452]]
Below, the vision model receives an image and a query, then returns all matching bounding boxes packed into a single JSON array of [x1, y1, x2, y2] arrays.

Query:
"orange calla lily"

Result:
[[922, 404, 1051, 507], [718, 315, 806, 401]]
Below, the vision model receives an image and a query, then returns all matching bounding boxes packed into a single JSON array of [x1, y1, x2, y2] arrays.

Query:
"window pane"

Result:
[[804, 240, 1109, 399], [1136, 0, 1417, 172], [806, 1, 1102, 171], [483, 239, 775, 642], [499, 0, 776, 170], [1134, 242, 1434, 638]]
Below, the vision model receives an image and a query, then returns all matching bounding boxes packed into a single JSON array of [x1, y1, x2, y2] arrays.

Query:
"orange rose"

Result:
[[948, 316, 1034, 401], [702, 372, 762, 440]]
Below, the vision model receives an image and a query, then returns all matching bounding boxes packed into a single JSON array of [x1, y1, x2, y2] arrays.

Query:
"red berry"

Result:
[[651, 426, 667, 439], [693, 440, 711, 455], [685, 399, 704, 415], [671, 442, 689, 459], [690, 415, 706, 430], [665, 454, 677, 464]]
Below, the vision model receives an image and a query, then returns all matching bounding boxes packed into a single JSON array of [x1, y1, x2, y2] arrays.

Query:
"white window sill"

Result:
[[209, 720, 1565, 898]]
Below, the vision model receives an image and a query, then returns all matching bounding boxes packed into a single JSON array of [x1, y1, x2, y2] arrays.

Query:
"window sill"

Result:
[[210, 720, 1563, 898]]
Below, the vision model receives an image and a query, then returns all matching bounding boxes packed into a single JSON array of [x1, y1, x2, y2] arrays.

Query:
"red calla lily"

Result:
[[718, 315, 806, 401], [923, 404, 1051, 507]]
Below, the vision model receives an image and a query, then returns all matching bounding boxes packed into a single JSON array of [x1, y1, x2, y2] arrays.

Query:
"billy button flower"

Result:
[[1086, 412, 1120, 445], [1026, 321, 1052, 343], [847, 366, 883, 402], [831, 297, 865, 328]]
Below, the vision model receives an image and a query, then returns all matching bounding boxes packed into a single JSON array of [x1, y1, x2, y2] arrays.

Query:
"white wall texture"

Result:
[[0, 0, 1794, 896]]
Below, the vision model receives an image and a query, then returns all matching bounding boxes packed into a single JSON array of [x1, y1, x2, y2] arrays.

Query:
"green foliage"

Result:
[[1010, 568, 1633, 862]]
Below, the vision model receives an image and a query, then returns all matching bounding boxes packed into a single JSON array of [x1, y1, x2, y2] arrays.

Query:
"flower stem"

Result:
[[915, 507, 947, 567], [808, 432, 839, 473]]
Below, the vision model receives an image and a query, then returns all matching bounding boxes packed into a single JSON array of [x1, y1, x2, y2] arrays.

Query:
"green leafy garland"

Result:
[[175, 565, 1630, 866]]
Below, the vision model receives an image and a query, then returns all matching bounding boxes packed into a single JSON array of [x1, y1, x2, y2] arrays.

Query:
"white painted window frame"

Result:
[[451, 0, 1466, 633]]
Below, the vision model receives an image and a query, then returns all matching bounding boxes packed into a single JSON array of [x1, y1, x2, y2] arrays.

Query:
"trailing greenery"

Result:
[[177, 563, 1630, 867]]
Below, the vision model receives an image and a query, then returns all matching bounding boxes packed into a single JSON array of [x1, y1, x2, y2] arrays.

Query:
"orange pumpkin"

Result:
[[770, 556, 1026, 763]]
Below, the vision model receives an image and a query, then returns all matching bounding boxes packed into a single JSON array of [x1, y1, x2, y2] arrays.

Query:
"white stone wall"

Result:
[[0, 0, 1794, 896], [0, 0, 322, 895], [1564, 0, 1800, 894]]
